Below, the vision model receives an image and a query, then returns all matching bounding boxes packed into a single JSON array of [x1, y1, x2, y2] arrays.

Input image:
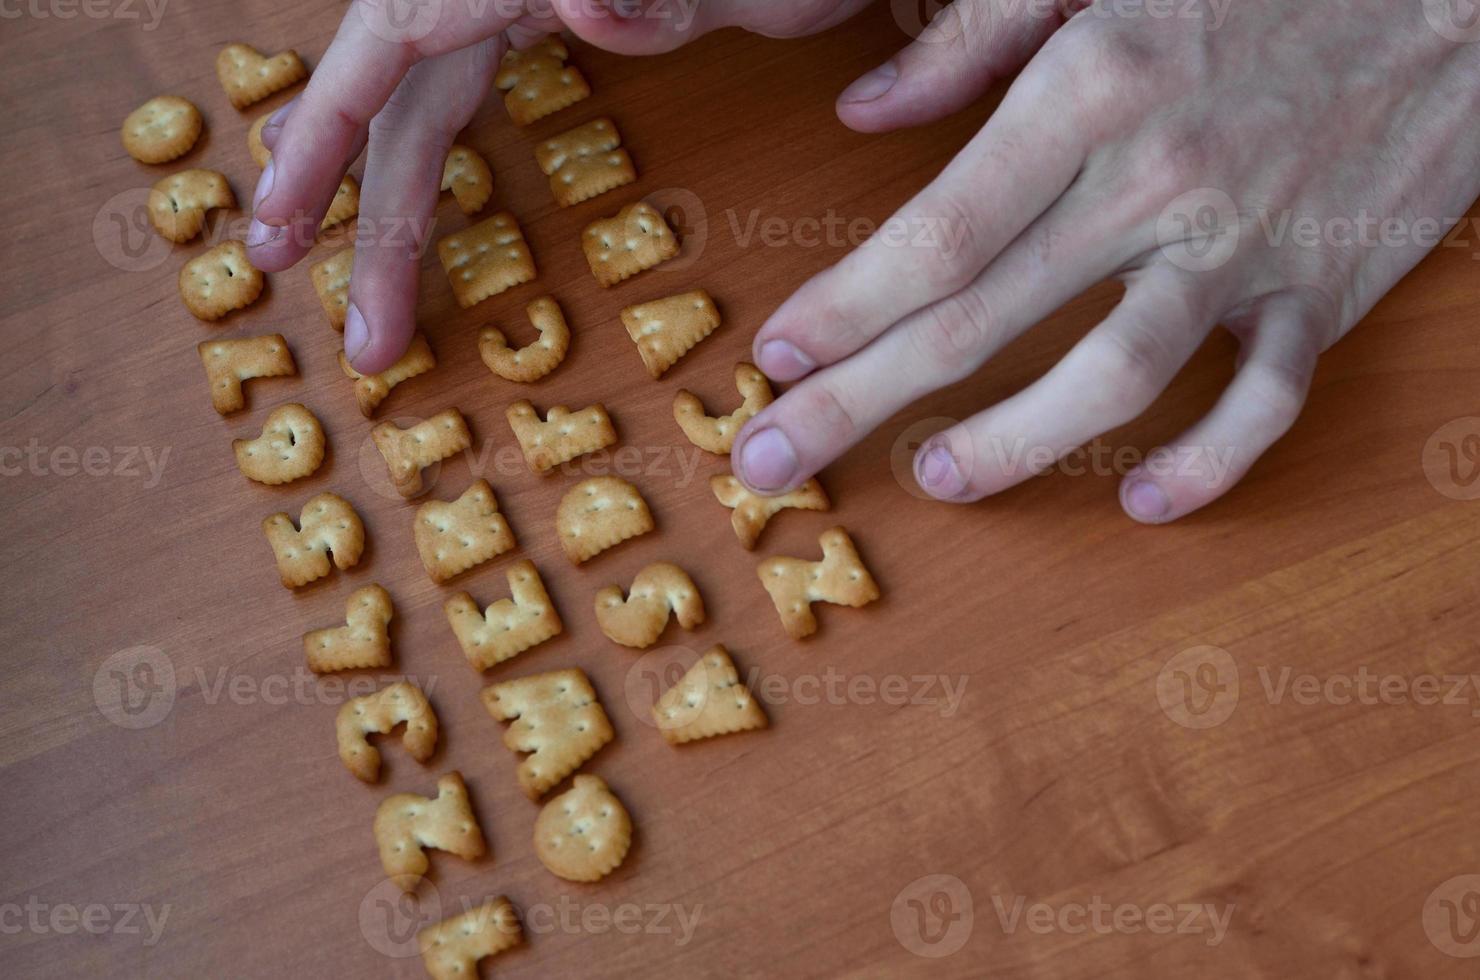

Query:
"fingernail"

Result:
[[245, 218, 283, 248], [839, 61, 898, 104], [252, 158, 276, 212], [917, 444, 967, 498], [1124, 479, 1172, 522], [757, 340, 816, 381], [607, 0, 643, 18], [260, 102, 293, 144], [344, 303, 370, 365], [739, 427, 798, 492]]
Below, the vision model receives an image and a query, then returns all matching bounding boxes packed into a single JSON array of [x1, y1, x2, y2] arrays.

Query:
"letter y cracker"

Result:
[[371, 409, 472, 498], [620, 290, 721, 379], [711, 474, 830, 549], [179, 241, 264, 321], [374, 771, 486, 890], [556, 477, 654, 565], [197, 334, 296, 415], [758, 527, 880, 640], [506, 400, 616, 475], [583, 201, 678, 288], [674, 363, 774, 454], [415, 480, 517, 584], [216, 43, 307, 109], [479, 296, 571, 383], [339, 332, 436, 417], [482, 668, 614, 800], [419, 898, 523, 980], [652, 644, 768, 745], [535, 117, 636, 207], [595, 561, 705, 649], [262, 492, 365, 589], [438, 212, 536, 308], [304, 583, 394, 674], [495, 36, 590, 126], [444, 560, 562, 670], [337, 681, 437, 782]]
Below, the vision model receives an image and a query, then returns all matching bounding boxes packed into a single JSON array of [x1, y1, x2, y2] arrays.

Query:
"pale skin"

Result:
[[247, 0, 1480, 522]]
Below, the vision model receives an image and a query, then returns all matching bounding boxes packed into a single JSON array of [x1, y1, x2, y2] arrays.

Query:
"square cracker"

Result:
[[494, 36, 591, 126], [583, 201, 678, 288], [179, 241, 264, 321], [555, 476, 654, 565], [479, 296, 571, 383], [620, 289, 721, 379], [310, 249, 353, 331], [304, 583, 394, 674], [438, 212, 537, 308], [652, 644, 769, 745], [339, 332, 436, 417], [482, 668, 614, 800], [419, 898, 523, 980], [371, 409, 472, 499], [262, 492, 365, 589], [506, 400, 616, 475], [216, 43, 307, 110], [445, 560, 563, 671], [415, 479, 517, 583], [535, 117, 636, 208], [197, 334, 295, 415]]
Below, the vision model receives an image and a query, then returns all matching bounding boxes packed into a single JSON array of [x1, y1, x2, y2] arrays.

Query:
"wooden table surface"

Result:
[[4, 2, 1480, 977]]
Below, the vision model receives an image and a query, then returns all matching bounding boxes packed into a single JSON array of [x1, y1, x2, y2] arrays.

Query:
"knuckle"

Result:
[[1239, 362, 1309, 436], [794, 380, 861, 446], [902, 191, 982, 293], [912, 287, 996, 371], [1083, 321, 1177, 422]]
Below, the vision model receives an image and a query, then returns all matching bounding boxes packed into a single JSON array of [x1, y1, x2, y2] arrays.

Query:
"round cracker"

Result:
[[121, 96, 202, 164], [534, 774, 632, 882]]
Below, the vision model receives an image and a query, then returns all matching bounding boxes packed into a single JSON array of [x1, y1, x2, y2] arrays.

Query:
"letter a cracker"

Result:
[[620, 290, 720, 379], [419, 898, 523, 980], [652, 644, 769, 745]]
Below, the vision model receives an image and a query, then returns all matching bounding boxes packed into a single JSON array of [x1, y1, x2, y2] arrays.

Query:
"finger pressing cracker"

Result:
[[535, 117, 636, 208], [441, 144, 493, 214], [479, 296, 571, 383], [262, 492, 364, 589], [232, 403, 325, 485], [438, 212, 537, 309], [506, 400, 616, 476], [418, 897, 523, 980], [415, 480, 516, 584], [121, 96, 201, 164], [247, 110, 272, 168], [148, 169, 234, 243], [711, 474, 830, 550], [304, 584, 394, 674], [594, 562, 705, 649], [197, 334, 295, 415], [374, 771, 486, 890], [339, 332, 435, 417], [494, 35, 590, 126], [555, 476, 654, 565], [534, 775, 632, 882], [620, 290, 720, 379], [337, 681, 437, 782], [310, 249, 352, 331], [179, 240, 264, 321], [371, 409, 472, 499], [319, 175, 359, 234], [445, 560, 562, 671], [482, 668, 614, 800], [674, 363, 774, 454], [758, 527, 880, 640], [583, 201, 678, 288], [216, 43, 307, 110], [652, 644, 769, 745]]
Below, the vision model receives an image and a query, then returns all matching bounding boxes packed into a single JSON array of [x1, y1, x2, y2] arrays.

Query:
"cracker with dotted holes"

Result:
[[304, 584, 394, 674], [339, 332, 435, 418], [121, 96, 201, 164], [481, 668, 613, 800], [337, 681, 437, 782], [197, 334, 295, 415], [445, 560, 562, 670], [437, 211, 536, 309], [534, 774, 632, 882], [555, 476, 654, 565], [416, 480, 517, 584], [479, 296, 571, 383], [371, 409, 471, 499], [583, 201, 678, 288], [262, 492, 364, 589], [216, 43, 307, 110], [148, 169, 234, 243], [711, 475, 830, 550], [494, 35, 591, 126], [247, 110, 272, 168], [620, 289, 720, 379], [310, 249, 352, 331], [535, 117, 636, 208], [319, 175, 359, 234], [595, 562, 705, 649], [674, 363, 774, 454], [653, 644, 769, 745], [374, 771, 486, 890], [179, 240, 264, 321], [759, 526, 880, 640], [506, 400, 616, 476], [418, 897, 523, 980], [233, 403, 325, 485], [441, 145, 493, 214]]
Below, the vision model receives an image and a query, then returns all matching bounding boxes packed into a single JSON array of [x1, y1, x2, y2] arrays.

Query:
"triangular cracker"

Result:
[[555, 476, 654, 565], [197, 334, 295, 415], [371, 409, 471, 498], [374, 771, 486, 890], [304, 584, 393, 674], [415, 479, 516, 584], [494, 36, 591, 126], [419, 898, 523, 980], [674, 363, 774, 454], [594, 561, 705, 649], [339, 332, 435, 417], [479, 296, 571, 383], [233, 403, 325, 485], [441, 144, 493, 214], [216, 43, 306, 110], [711, 474, 831, 549], [535, 117, 637, 207], [583, 201, 678, 288], [438, 211, 536, 308], [262, 492, 365, 589], [444, 560, 562, 670], [506, 400, 616, 475], [337, 681, 437, 782], [149, 169, 235, 243], [481, 668, 614, 800], [758, 527, 880, 640], [620, 289, 720, 379], [652, 644, 769, 745]]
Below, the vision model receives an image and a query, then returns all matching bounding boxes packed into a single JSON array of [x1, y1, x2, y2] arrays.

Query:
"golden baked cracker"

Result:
[[304, 584, 394, 674], [339, 332, 435, 418], [620, 290, 721, 379], [216, 43, 307, 110], [653, 644, 769, 745], [371, 409, 471, 499], [247, 110, 272, 168], [337, 681, 437, 782], [374, 771, 486, 890], [494, 35, 591, 126], [148, 169, 234, 243], [418, 898, 523, 980], [506, 400, 616, 476], [121, 96, 201, 164], [319, 175, 359, 233], [233, 403, 325, 485], [437, 212, 536, 309], [594, 561, 705, 649], [262, 492, 364, 589], [674, 363, 774, 454], [583, 201, 678, 288], [441, 144, 493, 215], [758, 526, 880, 640], [445, 560, 562, 671], [711, 474, 830, 550], [535, 117, 637, 208], [309, 248, 352, 331], [197, 334, 295, 415], [481, 668, 614, 800], [555, 476, 654, 565], [415, 480, 516, 584], [534, 774, 632, 882], [479, 296, 571, 383], [179, 240, 264, 321]]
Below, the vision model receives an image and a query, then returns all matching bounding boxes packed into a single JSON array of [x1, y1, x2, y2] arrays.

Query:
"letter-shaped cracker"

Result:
[[441, 144, 493, 214], [310, 249, 352, 331], [415, 480, 516, 584], [247, 110, 272, 168], [506, 400, 616, 475], [179, 240, 264, 321], [216, 43, 307, 109], [373, 771, 486, 890], [262, 492, 365, 589], [479, 296, 571, 383], [233, 403, 325, 485], [438, 212, 537, 309], [445, 560, 562, 670], [304, 584, 394, 674], [674, 363, 774, 454], [418, 897, 523, 980], [371, 409, 472, 499], [482, 668, 614, 800], [534, 775, 632, 882], [583, 201, 679, 288], [620, 290, 721, 379], [148, 169, 235, 243], [652, 644, 769, 745], [711, 474, 831, 550], [594, 562, 705, 649], [197, 334, 295, 415], [758, 527, 880, 640], [535, 117, 637, 208], [339, 332, 435, 417], [319, 175, 360, 233], [121, 95, 202, 164], [337, 681, 437, 782], [555, 476, 654, 565], [494, 35, 591, 126]]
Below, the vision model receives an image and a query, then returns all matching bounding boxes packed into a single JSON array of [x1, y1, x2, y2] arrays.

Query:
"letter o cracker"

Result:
[[374, 771, 486, 890], [673, 363, 774, 454], [148, 169, 235, 243], [121, 96, 202, 164], [337, 681, 437, 782], [555, 476, 654, 565], [179, 240, 264, 321], [216, 43, 307, 110], [233, 403, 325, 485], [534, 775, 632, 882], [594, 562, 705, 649]]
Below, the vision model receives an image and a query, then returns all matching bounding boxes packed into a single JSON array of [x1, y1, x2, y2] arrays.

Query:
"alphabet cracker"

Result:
[[304, 583, 394, 674], [711, 474, 830, 550], [373, 771, 486, 890], [555, 476, 654, 565], [583, 201, 678, 288], [233, 403, 325, 485], [247, 109, 272, 167], [310, 248, 352, 331], [179, 240, 264, 321], [652, 644, 768, 745], [535, 117, 636, 208], [339, 332, 435, 417], [494, 35, 590, 126], [674, 363, 774, 454], [149, 169, 234, 243], [121, 96, 202, 164], [533, 774, 632, 882], [371, 409, 471, 499], [481, 668, 614, 800], [319, 175, 359, 233], [438, 211, 536, 308], [594, 562, 705, 649], [197, 334, 296, 415], [445, 560, 562, 671], [758, 527, 880, 640], [337, 681, 437, 782], [441, 144, 493, 214], [620, 290, 720, 379], [506, 400, 616, 476], [262, 492, 364, 589], [415, 480, 517, 584], [418, 897, 523, 980], [216, 43, 307, 109], [479, 296, 571, 383]]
